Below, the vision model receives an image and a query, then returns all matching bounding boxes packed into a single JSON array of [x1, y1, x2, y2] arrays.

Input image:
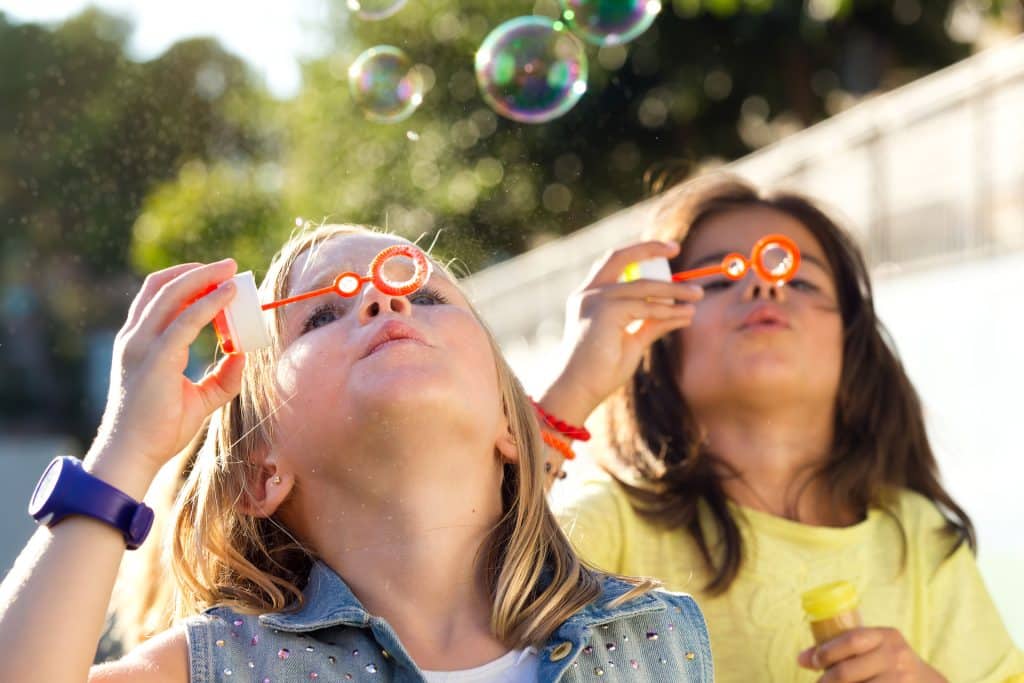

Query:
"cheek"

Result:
[[275, 337, 357, 411]]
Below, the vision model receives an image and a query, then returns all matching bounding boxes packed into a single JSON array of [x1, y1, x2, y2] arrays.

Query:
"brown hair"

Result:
[[599, 173, 975, 594], [169, 223, 653, 647]]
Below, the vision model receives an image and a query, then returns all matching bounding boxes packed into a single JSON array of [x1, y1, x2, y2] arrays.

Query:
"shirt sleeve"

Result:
[[924, 540, 1024, 683], [551, 475, 627, 575]]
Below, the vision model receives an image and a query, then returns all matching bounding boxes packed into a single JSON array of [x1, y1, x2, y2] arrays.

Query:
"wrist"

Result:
[[82, 442, 164, 502], [535, 377, 599, 429]]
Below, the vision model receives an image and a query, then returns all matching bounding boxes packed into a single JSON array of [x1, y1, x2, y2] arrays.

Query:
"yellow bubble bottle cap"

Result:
[[801, 580, 859, 622]]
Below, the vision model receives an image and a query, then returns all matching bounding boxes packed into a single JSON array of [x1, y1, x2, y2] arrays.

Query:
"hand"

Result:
[[88, 259, 246, 477], [538, 240, 703, 425], [798, 627, 948, 683]]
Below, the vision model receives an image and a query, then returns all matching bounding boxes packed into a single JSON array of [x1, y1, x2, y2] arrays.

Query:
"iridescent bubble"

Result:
[[475, 16, 588, 124], [560, 0, 662, 46], [346, 0, 407, 21], [348, 46, 425, 123]]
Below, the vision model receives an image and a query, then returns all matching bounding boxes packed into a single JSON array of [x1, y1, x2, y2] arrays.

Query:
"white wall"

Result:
[[873, 251, 1024, 645]]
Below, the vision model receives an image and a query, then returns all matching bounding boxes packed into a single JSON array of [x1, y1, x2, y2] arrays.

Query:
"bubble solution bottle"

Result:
[[801, 580, 863, 645]]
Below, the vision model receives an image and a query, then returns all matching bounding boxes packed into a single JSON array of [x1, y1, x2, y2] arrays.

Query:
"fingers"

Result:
[[809, 630, 886, 670], [583, 294, 696, 328], [131, 258, 238, 342], [583, 240, 680, 288], [195, 352, 246, 414], [123, 262, 202, 333], [629, 316, 693, 347], [597, 279, 704, 304], [816, 648, 889, 683], [161, 279, 238, 354]]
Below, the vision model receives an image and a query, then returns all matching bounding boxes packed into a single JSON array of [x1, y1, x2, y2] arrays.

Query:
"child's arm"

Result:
[[0, 259, 243, 682], [538, 240, 701, 480]]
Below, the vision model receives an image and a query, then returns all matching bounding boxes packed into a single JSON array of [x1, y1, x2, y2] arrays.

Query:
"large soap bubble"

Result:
[[348, 46, 425, 123], [475, 16, 588, 124], [347, 0, 407, 21], [560, 0, 662, 46]]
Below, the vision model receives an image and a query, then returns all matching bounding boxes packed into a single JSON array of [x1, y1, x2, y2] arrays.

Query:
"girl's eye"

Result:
[[409, 286, 449, 306], [702, 279, 735, 292], [788, 278, 820, 292], [302, 303, 343, 334]]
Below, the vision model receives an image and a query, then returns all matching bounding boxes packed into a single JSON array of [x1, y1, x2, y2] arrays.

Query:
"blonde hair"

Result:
[[170, 223, 652, 647], [107, 448, 193, 650]]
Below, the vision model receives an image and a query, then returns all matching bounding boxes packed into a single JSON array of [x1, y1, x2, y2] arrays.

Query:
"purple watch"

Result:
[[28, 456, 154, 550]]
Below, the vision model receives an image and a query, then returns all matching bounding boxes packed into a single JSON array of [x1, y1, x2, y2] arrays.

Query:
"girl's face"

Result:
[[269, 233, 509, 476], [675, 207, 844, 412]]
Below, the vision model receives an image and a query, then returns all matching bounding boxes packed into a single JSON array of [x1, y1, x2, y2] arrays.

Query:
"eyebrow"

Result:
[[685, 250, 830, 274]]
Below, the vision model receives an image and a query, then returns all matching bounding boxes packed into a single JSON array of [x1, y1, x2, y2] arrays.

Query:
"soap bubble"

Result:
[[475, 16, 588, 124], [560, 0, 662, 46], [346, 0, 407, 21], [348, 46, 424, 123]]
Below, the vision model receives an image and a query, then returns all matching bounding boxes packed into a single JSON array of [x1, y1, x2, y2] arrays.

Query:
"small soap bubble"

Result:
[[349, 46, 425, 123], [475, 16, 588, 124], [346, 0, 406, 21], [560, 0, 662, 46]]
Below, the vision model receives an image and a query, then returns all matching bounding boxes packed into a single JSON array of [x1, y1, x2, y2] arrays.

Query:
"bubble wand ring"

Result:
[[369, 244, 433, 297]]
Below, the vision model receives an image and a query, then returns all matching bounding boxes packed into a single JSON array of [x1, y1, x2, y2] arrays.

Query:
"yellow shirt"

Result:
[[553, 472, 1024, 683]]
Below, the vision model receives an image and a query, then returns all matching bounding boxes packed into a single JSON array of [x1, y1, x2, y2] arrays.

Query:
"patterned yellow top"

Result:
[[553, 472, 1024, 683]]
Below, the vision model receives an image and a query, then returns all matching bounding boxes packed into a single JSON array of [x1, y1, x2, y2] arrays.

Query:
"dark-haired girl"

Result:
[[539, 174, 1023, 682]]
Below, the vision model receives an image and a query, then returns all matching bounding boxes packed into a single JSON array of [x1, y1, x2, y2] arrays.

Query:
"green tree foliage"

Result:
[[0, 8, 272, 430], [1, 1, 1019, 436]]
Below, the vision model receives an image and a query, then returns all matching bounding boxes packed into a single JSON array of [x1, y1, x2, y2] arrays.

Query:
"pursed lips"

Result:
[[738, 305, 791, 330], [360, 320, 430, 358]]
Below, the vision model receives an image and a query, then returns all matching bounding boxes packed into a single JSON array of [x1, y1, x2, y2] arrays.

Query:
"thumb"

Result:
[[196, 352, 247, 413]]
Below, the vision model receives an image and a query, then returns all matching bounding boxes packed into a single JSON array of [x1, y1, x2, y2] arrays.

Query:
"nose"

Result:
[[742, 274, 786, 302], [358, 285, 413, 324]]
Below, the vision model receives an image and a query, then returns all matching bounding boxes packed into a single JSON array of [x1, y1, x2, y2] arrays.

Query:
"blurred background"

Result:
[[0, 0, 1020, 644]]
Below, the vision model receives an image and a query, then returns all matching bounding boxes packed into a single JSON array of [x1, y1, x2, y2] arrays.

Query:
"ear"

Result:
[[237, 452, 295, 518], [494, 413, 519, 465]]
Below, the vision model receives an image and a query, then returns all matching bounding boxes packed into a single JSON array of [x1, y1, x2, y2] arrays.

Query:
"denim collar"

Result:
[[259, 560, 664, 633]]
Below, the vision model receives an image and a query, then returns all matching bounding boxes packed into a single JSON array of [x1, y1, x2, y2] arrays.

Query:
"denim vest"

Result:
[[185, 561, 713, 682]]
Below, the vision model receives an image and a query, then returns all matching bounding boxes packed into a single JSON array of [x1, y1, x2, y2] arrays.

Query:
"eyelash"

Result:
[[702, 278, 819, 293], [300, 286, 451, 334]]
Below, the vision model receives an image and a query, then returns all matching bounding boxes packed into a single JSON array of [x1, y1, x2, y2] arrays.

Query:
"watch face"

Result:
[[29, 458, 64, 515]]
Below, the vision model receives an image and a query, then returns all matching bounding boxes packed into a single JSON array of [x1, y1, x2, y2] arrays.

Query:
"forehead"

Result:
[[684, 206, 827, 260]]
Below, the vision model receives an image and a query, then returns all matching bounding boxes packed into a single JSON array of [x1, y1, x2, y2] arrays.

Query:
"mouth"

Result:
[[361, 320, 430, 358], [739, 305, 791, 331]]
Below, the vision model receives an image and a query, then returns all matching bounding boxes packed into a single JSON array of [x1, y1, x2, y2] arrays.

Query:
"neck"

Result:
[[283, 428, 511, 669], [693, 398, 856, 526]]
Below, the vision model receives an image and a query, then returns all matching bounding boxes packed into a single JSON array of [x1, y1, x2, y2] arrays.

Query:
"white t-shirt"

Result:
[[422, 647, 539, 683]]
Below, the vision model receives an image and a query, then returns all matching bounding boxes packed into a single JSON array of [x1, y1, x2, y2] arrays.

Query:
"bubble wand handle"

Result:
[[671, 257, 748, 282]]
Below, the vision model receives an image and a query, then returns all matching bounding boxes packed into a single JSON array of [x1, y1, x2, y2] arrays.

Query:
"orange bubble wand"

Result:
[[670, 234, 802, 284], [212, 244, 432, 354]]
